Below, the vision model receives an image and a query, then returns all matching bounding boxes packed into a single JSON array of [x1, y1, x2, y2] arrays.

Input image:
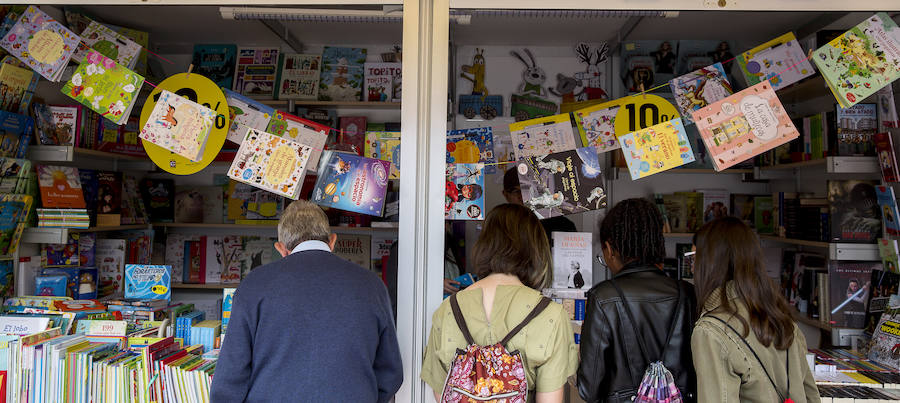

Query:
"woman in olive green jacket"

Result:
[[691, 217, 820, 403]]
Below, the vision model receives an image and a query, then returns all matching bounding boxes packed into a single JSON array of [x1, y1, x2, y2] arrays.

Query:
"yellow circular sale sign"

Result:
[[612, 94, 680, 136], [139, 73, 229, 175]]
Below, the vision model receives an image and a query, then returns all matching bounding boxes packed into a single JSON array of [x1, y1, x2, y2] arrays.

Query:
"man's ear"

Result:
[[327, 233, 338, 251], [274, 242, 290, 257]]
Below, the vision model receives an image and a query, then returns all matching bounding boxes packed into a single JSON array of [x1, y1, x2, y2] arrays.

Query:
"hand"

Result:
[[444, 279, 461, 294]]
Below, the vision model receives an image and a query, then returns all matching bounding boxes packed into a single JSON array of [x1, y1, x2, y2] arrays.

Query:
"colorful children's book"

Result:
[[835, 103, 877, 156], [319, 47, 367, 101], [227, 128, 313, 199], [875, 132, 900, 182], [192, 44, 237, 89], [877, 186, 900, 237], [222, 288, 235, 333], [96, 239, 126, 298], [222, 88, 275, 144], [0, 61, 34, 112], [516, 147, 607, 219], [878, 238, 900, 274], [0, 55, 40, 115], [445, 163, 485, 221], [618, 118, 695, 180], [573, 101, 620, 153], [41, 233, 79, 267], [813, 13, 900, 109], [37, 165, 85, 209], [736, 32, 815, 90], [337, 116, 367, 155], [266, 111, 328, 173], [239, 237, 278, 278], [669, 62, 734, 125], [61, 50, 143, 125], [509, 113, 578, 160], [45, 105, 80, 146], [0, 6, 80, 82], [277, 53, 321, 101], [333, 234, 371, 269], [0, 110, 33, 158], [828, 180, 881, 243], [124, 264, 171, 300], [364, 131, 401, 179], [363, 62, 402, 102], [221, 235, 242, 284], [139, 90, 215, 162], [0, 194, 31, 256], [446, 128, 497, 170], [692, 81, 800, 171], [754, 196, 775, 234], [232, 47, 279, 99], [551, 232, 592, 289], [73, 21, 141, 70], [312, 151, 391, 216], [79, 232, 95, 266]]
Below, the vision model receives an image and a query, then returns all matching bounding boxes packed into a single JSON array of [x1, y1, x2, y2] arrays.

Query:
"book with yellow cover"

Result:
[[573, 101, 620, 153], [618, 118, 695, 180], [736, 32, 815, 90], [509, 113, 578, 160]]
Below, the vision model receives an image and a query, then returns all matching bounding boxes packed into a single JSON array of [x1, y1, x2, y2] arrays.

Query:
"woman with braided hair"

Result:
[[578, 198, 698, 403]]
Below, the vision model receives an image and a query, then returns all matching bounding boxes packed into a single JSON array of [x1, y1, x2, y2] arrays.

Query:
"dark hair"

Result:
[[693, 217, 795, 350], [503, 168, 520, 193], [471, 203, 551, 289], [598, 198, 665, 266]]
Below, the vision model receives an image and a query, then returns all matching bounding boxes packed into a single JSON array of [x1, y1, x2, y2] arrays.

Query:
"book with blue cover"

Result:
[[319, 47, 367, 101], [312, 151, 391, 216], [124, 264, 171, 301], [192, 44, 237, 89], [446, 128, 497, 174], [0, 110, 34, 158]]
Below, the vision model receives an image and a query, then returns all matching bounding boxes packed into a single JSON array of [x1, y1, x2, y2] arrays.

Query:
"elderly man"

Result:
[[210, 200, 403, 402]]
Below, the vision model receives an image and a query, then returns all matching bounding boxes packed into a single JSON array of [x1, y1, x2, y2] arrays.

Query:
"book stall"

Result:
[[0, 2, 897, 402]]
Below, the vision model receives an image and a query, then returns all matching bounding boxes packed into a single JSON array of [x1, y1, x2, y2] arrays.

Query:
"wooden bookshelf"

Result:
[[260, 100, 401, 109], [171, 283, 236, 290], [791, 308, 832, 331]]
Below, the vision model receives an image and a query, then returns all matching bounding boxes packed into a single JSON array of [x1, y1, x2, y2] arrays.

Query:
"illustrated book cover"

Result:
[[319, 47, 367, 101], [365, 131, 401, 179], [0, 6, 80, 82], [45, 105, 80, 146], [573, 101, 620, 153], [516, 146, 607, 219], [877, 185, 900, 237], [232, 47, 279, 99], [227, 127, 313, 199], [192, 44, 237, 89], [37, 165, 85, 209], [312, 150, 391, 216], [124, 264, 171, 301], [835, 103, 877, 156], [829, 180, 881, 243], [669, 62, 734, 125], [61, 50, 143, 125], [875, 132, 899, 182], [445, 163, 485, 221], [222, 88, 275, 145], [736, 32, 816, 90], [829, 261, 881, 329], [618, 117, 695, 180], [266, 111, 328, 173], [73, 20, 141, 70], [446, 127, 496, 169], [333, 234, 371, 270], [139, 89, 215, 162], [363, 62, 401, 102], [509, 113, 578, 160], [95, 238, 125, 297], [277, 53, 320, 101]]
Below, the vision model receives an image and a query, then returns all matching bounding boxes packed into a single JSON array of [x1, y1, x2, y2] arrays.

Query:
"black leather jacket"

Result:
[[577, 264, 698, 403]]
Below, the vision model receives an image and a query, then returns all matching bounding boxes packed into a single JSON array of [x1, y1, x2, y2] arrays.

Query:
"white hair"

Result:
[[278, 200, 331, 250]]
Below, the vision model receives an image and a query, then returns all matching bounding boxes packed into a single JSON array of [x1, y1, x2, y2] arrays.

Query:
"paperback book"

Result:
[[516, 147, 607, 219], [96, 238, 125, 297], [45, 105, 80, 146], [192, 44, 237, 89], [124, 264, 171, 300], [312, 151, 391, 216], [551, 232, 592, 289], [869, 305, 900, 370], [227, 127, 313, 199], [0, 6, 80, 82], [333, 234, 371, 270], [266, 111, 328, 172], [877, 185, 900, 237], [37, 165, 85, 209], [319, 47, 367, 101], [835, 103, 877, 156], [865, 269, 900, 333], [363, 62, 401, 102], [736, 32, 816, 90], [445, 128, 497, 168], [875, 132, 899, 182], [232, 47, 279, 98], [139, 90, 215, 162], [573, 101, 620, 153], [509, 113, 578, 160], [222, 88, 275, 145], [828, 180, 881, 243], [61, 50, 143, 125], [829, 261, 881, 329], [445, 163, 485, 221], [669, 62, 734, 125], [73, 21, 141, 70], [277, 53, 321, 101], [364, 131, 401, 179], [618, 117, 695, 179]]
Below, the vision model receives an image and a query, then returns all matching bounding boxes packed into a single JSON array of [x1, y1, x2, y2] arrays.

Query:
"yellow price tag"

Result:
[[613, 94, 679, 136], [139, 73, 229, 175]]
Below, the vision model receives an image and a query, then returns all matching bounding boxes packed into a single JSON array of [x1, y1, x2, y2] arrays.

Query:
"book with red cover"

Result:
[[338, 116, 367, 155], [184, 240, 203, 284], [875, 132, 899, 183], [36, 165, 86, 208]]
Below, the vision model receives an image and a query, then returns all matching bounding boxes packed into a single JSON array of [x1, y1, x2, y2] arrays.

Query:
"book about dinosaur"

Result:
[[139, 90, 216, 162], [736, 32, 816, 90], [232, 47, 279, 99], [312, 151, 391, 216], [516, 147, 607, 219], [445, 163, 485, 221], [192, 44, 237, 89], [669, 62, 734, 125], [618, 117, 696, 180], [0, 6, 80, 82]]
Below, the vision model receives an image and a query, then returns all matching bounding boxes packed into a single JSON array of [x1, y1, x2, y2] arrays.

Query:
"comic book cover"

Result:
[[445, 163, 485, 221]]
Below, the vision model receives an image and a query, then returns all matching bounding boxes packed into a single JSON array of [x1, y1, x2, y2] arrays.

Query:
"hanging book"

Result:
[[736, 32, 815, 90], [876, 186, 900, 237], [73, 21, 141, 70], [227, 128, 313, 199], [875, 133, 900, 182], [37, 165, 85, 209], [232, 47, 279, 99], [446, 128, 497, 169], [124, 264, 171, 300], [573, 101, 620, 153], [277, 53, 321, 101], [266, 111, 328, 173], [61, 50, 143, 125], [516, 147, 607, 219], [813, 13, 900, 109], [139, 90, 215, 162], [365, 131, 401, 179], [192, 44, 237, 89], [692, 81, 799, 171], [828, 180, 881, 243], [445, 163, 485, 221], [669, 62, 734, 125], [312, 150, 391, 216], [0, 6, 80, 82], [222, 88, 275, 145], [319, 47, 367, 101], [618, 117, 695, 180], [509, 113, 578, 160], [552, 232, 592, 289]]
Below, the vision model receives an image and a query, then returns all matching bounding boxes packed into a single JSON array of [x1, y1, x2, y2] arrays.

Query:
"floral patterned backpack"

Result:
[[441, 293, 552, 403]]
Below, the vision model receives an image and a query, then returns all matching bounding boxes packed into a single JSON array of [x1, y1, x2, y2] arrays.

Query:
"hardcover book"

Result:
[[312, 151, 391, 216], [0, 62, 34, 113], [227, 128, 313, 199], [736, 32, 815, 90], [277, 53, 320, 101], [221, 235, 242, 284], [364, 131, 401, 179], [618, 117, 695, 179], [37, 165, 85, 209], [0, 194, 31, 256], [363, 62, 401, 102], [266, 111, 328, 173], [124, 264, 171, 300], [829, 180, 881, 243], [877, 185, 900, 237], [551, 232, 592, 289], [0, 110, 33, 159], [139, 178, 174, 222], [96, 238, 126, 298], [46, 105, 80, 146], [445, 163, 485, 221], [692, 81, 800, 171], [201, 236, 224, 284], [516, 147, 607, 219], [192, 44, 237, 89], [509, 113, 578, 160], [875, 132, 899, 182], [829, 261, 881, 328], [333, 234, 371, 270], [232, 47, 279, 98], [835, 103, 877, 156], [319, 47, 367, 101], [239, 236, 278, 278], [446, 128, 497, 168], [41, 233, 79, 267], [669, 62, 734, 125], [222, 88, 275, 144], [96, 170, 122, 219], [573, 101, 620, 153], [338, 116, 367, 155], [813, 13, 900, 109], [73, 21, 141, 70], [0, 6, 80, 82], [139, 90, 216, 162], [61, 50, 143, 125]]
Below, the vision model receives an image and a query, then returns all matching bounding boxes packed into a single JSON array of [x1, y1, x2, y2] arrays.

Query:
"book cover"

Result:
[[828, 180, 881, 243], [46, 105, 80, 146], [754, 196, 775, 234], [0, 62, 34, 112], [619, 117, 695, 179], [227, 128, 313, 199], [124, 264, 171, 300], [0, 110, 33, 159], [829, 261, 881, 329], [337, 116, 367, 156], [165, 233, 198, 284], [509, 113, 578, 160], [73, 21, 141, 70], [239, 237, 278, 278], [226, 181, 284, 222], [333, 234, 371, 270], [0, 194, 31, 256], [517, 147, 607, 219], [813, 13, 900, 109], [278, 53, 320, 101], [692, 81, 800, 171], [96, 239, 125, 297], [174, 188, 204, 223], [221, 235, 242, 284], [232, 47, 279, 99], [699, 189, 731, 223], [736, 32, 815, 90], [201, 236, 224, 284], [363, 62, 401, 102], [139, 90, 216, 162], [120, 175, 147, 225], [865, 269, 900, 333], [35, 275, 67, 296], [835, 103, 877, 156], [869, 305, 900, 370], [296, 107, 337, 129], [139, 178, 174, 222], [877, 186, 900, 237], [192, 44, 237, 89], [319, 47, 367, 101], [222, 88, 275, 145], [312, 151, 391, 216], [573, 101, 620, 153], [96, 170, 122, 216], [551, 232, 592, 289], [878, 238, 900, 274], [675, 243, 694, 279], [0, 6, 80, 82], [41, 232, 78, 267], [370, 234, 396, 274], [78, 232, 95, 267], [266, 111, 328, 172], [184, 239, 202, 283], [677, 191, 704, 232], [445, 163, 485, 221], [61, 50, 143, 125], [37, 165, 85, 209], [446, 128, 497, 168], [669, 62, 734, 125], [364, 131, 401, 179], [222, 288, 235, 333], [77, 168, 98, 224], [875, 132, 900, 182]]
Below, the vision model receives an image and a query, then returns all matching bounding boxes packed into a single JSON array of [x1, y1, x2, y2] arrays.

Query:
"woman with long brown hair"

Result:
[[691, 217, 819, 402]]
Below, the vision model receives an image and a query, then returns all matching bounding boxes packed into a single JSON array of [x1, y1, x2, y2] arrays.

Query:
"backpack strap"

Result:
[[706, 315, 790, 402], [499, 297, 552, 347], [449, 293, 475, 346]]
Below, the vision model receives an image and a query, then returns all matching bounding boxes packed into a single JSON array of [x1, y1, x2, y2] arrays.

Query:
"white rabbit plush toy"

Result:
[[510, 49, 547, 97]]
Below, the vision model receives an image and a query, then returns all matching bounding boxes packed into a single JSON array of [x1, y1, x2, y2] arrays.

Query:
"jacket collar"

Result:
[[701, 281, 740, 315], [612, 262, 663, 279]]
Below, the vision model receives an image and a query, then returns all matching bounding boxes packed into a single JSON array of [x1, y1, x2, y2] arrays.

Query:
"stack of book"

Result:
[[104, 298, 170, 331], [189, 319, 222, 352], [36, 208, 89, 228], [176, 310, 206, 342]]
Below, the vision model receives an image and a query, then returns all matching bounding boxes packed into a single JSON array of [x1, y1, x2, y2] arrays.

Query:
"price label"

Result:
[[139, 73, 229, 175], [613, 94, 679, 135]]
